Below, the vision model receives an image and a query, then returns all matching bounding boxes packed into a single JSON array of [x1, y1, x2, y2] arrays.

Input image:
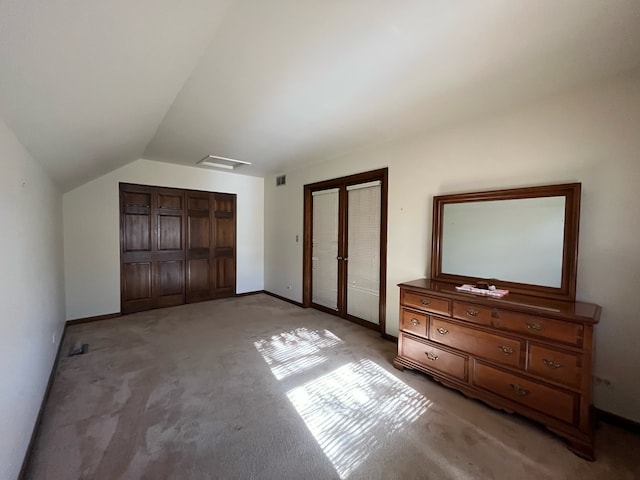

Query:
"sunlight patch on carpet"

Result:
[[286, 358, 431, 479], [254, 328, 343, 380]]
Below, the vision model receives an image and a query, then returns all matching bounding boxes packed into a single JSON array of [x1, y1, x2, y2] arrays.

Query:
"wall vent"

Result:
[[276, 174, 286, 186], [68, 343, 89, 356]]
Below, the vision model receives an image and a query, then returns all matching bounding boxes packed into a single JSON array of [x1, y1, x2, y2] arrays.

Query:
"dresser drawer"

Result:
[[491, 310, 583, 347], [453, 301, 493, 327], [402, 290, 451, 316], [430, 318, 523, 368], [527, 344, 582, 389], [400, 333, 467, 381], [400, 309, 428, 337], [473, 361, 578, 424]]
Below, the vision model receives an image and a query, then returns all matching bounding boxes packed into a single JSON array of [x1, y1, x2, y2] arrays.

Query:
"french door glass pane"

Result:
[[346, 182, 381, 324], [312, 189, 339, 309]]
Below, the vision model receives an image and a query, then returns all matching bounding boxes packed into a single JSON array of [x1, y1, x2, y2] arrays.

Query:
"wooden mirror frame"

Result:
[[430, 183, 581, 301]]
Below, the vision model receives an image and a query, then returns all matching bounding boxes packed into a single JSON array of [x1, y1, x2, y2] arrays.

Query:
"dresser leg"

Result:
[[393, 358, 405, 371], [567, 439, 595, 461]]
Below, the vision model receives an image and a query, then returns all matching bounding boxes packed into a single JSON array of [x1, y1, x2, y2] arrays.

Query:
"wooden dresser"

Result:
[[394, 278, 601, 460]]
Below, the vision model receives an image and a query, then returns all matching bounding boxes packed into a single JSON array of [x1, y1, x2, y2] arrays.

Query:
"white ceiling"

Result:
[[1, 1, 640, 191]]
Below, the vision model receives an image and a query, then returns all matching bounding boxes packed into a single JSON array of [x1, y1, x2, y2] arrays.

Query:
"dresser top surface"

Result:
[[399, 278, 601, 324]]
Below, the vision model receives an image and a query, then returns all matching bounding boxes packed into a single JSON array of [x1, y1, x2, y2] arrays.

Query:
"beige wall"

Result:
[[63, 159, 264, 321], [264, 69, 640, 421], [0, 117, 66, 480]]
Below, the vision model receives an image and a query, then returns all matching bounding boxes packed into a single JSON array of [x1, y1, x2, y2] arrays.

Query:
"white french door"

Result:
[[305, 169, 387, 332], [346, 181, 381, 324], [311, 188, 339, 310]]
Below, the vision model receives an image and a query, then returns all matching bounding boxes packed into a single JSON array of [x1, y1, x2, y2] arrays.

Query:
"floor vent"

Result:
[[68, 343, 89, 357]]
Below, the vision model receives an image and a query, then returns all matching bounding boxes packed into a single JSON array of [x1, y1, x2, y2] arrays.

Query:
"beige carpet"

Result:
[[26, 294, 640, 480]]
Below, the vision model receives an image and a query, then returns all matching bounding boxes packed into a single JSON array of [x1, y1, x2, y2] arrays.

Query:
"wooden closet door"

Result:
[[120, 185, 154, 313], [121, 184, 236, 314], [212, 193, 236, 297], [186, 192, 213, 303], [153, 188, 186, 308]]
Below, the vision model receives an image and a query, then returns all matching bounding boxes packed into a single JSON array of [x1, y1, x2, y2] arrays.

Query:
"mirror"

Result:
[[431, 183, 581, 301]]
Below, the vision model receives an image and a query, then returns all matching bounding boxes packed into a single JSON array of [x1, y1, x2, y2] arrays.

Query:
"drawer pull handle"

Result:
[[466, 308, 479, 317], [509, 383, 530, 396], [425, 352, 439, 361], [420, 299, 431, 306], [498, 345, 514, 355], [410, 318, 420, 326], [542, 358, 562, 369], [526, 322, 543, 331], [436, 327, 448, 335]]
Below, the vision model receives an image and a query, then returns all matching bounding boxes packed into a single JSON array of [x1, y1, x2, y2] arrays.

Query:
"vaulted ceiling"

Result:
[[1, 1, 640, 191]]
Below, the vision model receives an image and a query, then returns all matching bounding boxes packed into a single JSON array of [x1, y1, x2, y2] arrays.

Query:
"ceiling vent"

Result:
[[197, 155, 251, 170], [276, 174, 286, 186]]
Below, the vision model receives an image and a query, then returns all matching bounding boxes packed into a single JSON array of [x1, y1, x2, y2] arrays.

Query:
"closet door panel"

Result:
[[121, 186, 153, 313], [187, 258, 210, 293], [157, 193, 183, 210], [214, 194, 235, 214], [189, 195, 210, 211], [186, 192, 213, 303], [122, 262, 152, 313], [158, 216, 183, 251], [212, 193, 236, 297], [215, 218, 235, 247], [154, 260, 184, 307], [123, 263, 152, 299], [153, 188, 185, 308], [213, 257, 235, 295], [122, 191, 151, 209], [156, 190, 184, 253], [123, 215, 151, 252], [158, 261, 183, 294], [188, 216, 210, 249], [121, 191, 152, 257]]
